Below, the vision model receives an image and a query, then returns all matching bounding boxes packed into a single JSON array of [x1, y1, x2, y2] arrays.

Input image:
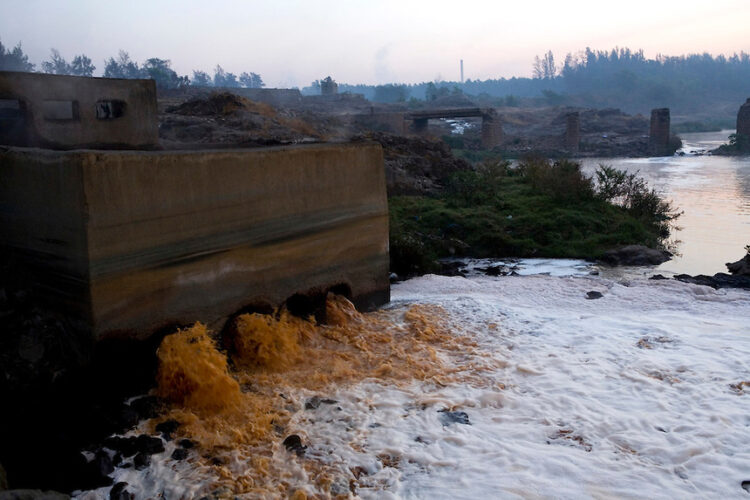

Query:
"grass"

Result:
[[389, 157, 680, 276]]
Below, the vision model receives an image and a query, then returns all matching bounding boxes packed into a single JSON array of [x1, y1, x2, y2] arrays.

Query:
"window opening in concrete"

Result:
[[0, 98, 23, 116], [96, 100, 126, 120], [42, 100, 79, 121]]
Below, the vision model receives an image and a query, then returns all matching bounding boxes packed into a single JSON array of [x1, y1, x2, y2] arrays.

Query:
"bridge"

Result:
[[405, 107, 503, 149]]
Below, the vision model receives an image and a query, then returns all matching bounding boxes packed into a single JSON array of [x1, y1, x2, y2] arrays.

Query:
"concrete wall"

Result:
[[0, 142, 389, 340], [0, 71, 158, 150]]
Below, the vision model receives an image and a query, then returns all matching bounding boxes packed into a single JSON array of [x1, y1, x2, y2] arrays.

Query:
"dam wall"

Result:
[[0, 142, 390, 340]]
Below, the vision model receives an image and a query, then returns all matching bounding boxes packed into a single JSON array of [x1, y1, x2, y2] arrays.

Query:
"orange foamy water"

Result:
[[150, 294, 488, 497]]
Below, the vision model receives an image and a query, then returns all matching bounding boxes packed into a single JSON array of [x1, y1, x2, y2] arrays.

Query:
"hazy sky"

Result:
[[1, 0, 749, 88]]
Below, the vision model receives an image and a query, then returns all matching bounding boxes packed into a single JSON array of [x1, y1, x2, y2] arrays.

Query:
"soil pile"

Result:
[[355, 132, 472, 195], [159, 92, 330, 148]]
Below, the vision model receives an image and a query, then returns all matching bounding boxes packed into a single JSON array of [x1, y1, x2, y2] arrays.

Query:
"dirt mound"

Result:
[[167, 92, 275, 117], [159, 92, 328, 148], [355, 132, 471, 195]]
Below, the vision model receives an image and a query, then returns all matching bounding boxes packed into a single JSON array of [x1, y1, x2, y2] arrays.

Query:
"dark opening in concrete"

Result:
[[96, 100, 126, 120], [42, 99, 79, 121]]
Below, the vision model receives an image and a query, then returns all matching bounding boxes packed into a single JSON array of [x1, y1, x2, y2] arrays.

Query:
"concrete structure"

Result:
[[0, 143, 389, 340], [406, 107, 503, 149], [0, 71, 158, 150], [354, 111, 406, 134], [564, 112, 581, 152], [649, 108, 671, 155], [737, 98, 750, 142]]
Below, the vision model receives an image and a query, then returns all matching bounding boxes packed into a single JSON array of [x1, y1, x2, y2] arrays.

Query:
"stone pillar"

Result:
[[737, 98, 750, 141], [564, 112, 580, 153], [649, 108, 670, 155], [413, 118, 428, 135], [480, 110, 503, 149]]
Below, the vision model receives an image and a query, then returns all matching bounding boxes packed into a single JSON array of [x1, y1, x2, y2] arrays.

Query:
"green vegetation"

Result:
[[714, 133, 750, 155], [389, 158, 681, 276]]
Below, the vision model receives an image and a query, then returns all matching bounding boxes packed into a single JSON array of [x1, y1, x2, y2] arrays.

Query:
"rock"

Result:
[[128, 396, 163, 420], [600, 245, 671, 266], [673, 273, 750, 290], [0, 491, 70, 500], [102, 434, 164, 457], [742, 480, 750, 493], [282, 435, 307, 456], [92, 450, 114, 479], [178, 439, 195, 449], [0, 463, 6, 490], [170, 449, 188, 461], [438, 410, 470, 426], [585, 291, 603, 300], [304, 396, 338, 410], [649, 274, 669, 280], [726, 253, 750, 276], [155, 420, 180, 441], [133, 453, 150, 471], [109, 482, 133, 500]]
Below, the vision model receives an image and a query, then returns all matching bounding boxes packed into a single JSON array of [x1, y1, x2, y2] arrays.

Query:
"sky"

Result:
[[1, 0, 749, 88]]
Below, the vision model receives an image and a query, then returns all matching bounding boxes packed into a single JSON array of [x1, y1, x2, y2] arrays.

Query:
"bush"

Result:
[[518, 157, 594, 201]]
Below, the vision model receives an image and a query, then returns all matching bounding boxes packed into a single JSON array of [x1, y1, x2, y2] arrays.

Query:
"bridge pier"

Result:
[[413, 118, 429, 135], [565, 112, 580, 153], [480, 111, 503, 149], [649, 108, 671, 155]]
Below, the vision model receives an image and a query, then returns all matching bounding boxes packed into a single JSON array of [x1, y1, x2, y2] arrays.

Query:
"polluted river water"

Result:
[[77, 132, 750, 499]]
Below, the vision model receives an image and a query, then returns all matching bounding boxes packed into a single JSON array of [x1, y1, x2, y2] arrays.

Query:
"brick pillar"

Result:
[[564, 112, 580, 153], [649, 108, 670, 155], [413, 118, 428, 135], [480, 110, 503, 149], [737, 98, 750, 141]]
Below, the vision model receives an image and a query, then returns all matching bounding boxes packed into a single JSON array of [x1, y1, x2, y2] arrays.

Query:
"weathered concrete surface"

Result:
[[649, 108, 671, 155], [0, 142, 389, 340], [564, 112, 581, 152], [737, 98, 750, 141], [480, 109, 503, 149], [0, 71, 158, 150]]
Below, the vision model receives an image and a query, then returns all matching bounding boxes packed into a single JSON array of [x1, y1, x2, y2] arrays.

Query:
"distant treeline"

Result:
[[0, 40, 264, 90], [3, 38, 749, 120], [306, 48, 750, 121]]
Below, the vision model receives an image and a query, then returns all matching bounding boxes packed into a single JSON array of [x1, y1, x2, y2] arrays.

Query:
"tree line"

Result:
[[0, 39, 264, 90]]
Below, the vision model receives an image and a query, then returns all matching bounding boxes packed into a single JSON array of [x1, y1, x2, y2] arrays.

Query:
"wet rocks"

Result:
[[742, 480, 750, 493], [170, 449, 189, 461], [438, 410, 470, 426], [109, 482, 133, 500], [304, 396, 337, 410], [128, 396, 163, 421], [585, 291, 604, 300], [155, 419, 180, 441], [102, 435, 164, 458], [133, 453, 150, 471], [600, 245, 671, 266], [726, 252, 750, 276], [282, 435, 307, 456], [673, 273, 750, 290]]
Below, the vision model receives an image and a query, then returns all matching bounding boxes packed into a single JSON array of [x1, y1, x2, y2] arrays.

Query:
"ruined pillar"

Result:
[[480, 110, 503, 149], [737, 98, 750, 141], [413, 118, 429, 135], [564, 112, 580, 153], [649, 108, 670, 155]]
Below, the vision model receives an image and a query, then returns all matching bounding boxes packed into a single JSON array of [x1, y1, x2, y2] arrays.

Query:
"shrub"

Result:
[[518, 157, 594, 201]]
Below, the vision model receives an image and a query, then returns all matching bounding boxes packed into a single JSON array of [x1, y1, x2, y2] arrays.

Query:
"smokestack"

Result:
[[460, 59, 464, 83]]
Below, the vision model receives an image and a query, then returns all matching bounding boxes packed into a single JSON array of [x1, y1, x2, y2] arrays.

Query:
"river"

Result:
[[77, 133, 750, 499], [580, 130, 750, 276]]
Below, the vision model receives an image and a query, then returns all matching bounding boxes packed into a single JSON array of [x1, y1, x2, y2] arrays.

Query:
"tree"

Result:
[[533, 50, 556, 79], [143, 58, 187, 89], [70, 55, 95, 76], [191, 70, 212, 87], [103, 51, 145, 79], [41, 49, 70, 74], [42, 49, 96, 76], [0, 40, 34, 72], [213, 65, 239, 87], [239, 72, 264, 88]]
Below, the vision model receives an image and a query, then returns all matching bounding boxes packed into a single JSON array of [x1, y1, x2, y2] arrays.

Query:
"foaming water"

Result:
[[579, 130, 750, 276], [77, 270, 750, 499]]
